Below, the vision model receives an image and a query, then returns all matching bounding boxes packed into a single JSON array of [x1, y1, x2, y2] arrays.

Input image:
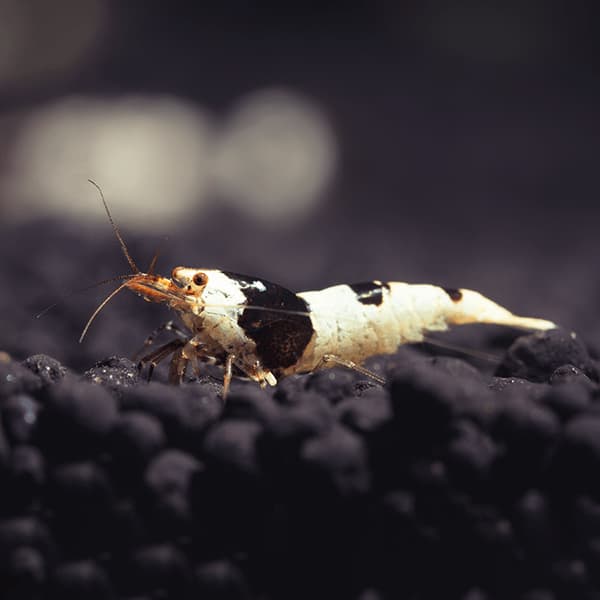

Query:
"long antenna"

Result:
[[35, 273, 136, 319], [79, 280, 132, 343], [87, 179, 140, 274]]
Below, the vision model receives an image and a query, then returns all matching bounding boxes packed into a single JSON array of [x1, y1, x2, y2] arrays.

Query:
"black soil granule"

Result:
[[1, 328, 600, 599]]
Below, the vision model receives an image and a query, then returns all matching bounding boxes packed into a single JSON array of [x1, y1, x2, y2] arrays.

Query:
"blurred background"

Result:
[[1, 0, 599, 371]]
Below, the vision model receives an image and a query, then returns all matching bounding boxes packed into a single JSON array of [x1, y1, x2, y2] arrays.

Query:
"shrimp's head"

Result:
[[170, 267, 209, 298], [125, 267, 211, 310]]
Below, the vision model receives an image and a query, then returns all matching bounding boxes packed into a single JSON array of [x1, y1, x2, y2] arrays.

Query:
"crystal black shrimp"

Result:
[[82, 181, 556, 397]]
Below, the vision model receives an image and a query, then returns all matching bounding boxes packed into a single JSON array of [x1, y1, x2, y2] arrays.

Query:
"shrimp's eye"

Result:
[[193, 272, 208, 286]]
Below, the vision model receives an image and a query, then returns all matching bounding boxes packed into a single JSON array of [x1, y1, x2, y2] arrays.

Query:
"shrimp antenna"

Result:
[[88, 179, 140, 274], [147, 251, 160, 276], [35, 273, 137, 319], [79, 280, 133, 343], [147, 237, 168, 275]]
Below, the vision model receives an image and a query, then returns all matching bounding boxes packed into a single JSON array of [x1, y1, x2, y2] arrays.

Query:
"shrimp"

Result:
[[82, 181, 557, 396]]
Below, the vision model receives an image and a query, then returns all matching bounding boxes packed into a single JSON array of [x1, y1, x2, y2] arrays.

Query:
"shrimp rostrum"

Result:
[[82, 182, 557, 396]]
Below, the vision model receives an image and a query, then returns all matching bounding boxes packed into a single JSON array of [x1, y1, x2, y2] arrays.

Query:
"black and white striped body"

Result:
[[154, 268, 555, 387], [86, 185, 556, 392]]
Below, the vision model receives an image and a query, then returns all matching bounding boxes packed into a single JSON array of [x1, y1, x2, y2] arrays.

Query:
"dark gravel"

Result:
[[1, 323, 600, 599]]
